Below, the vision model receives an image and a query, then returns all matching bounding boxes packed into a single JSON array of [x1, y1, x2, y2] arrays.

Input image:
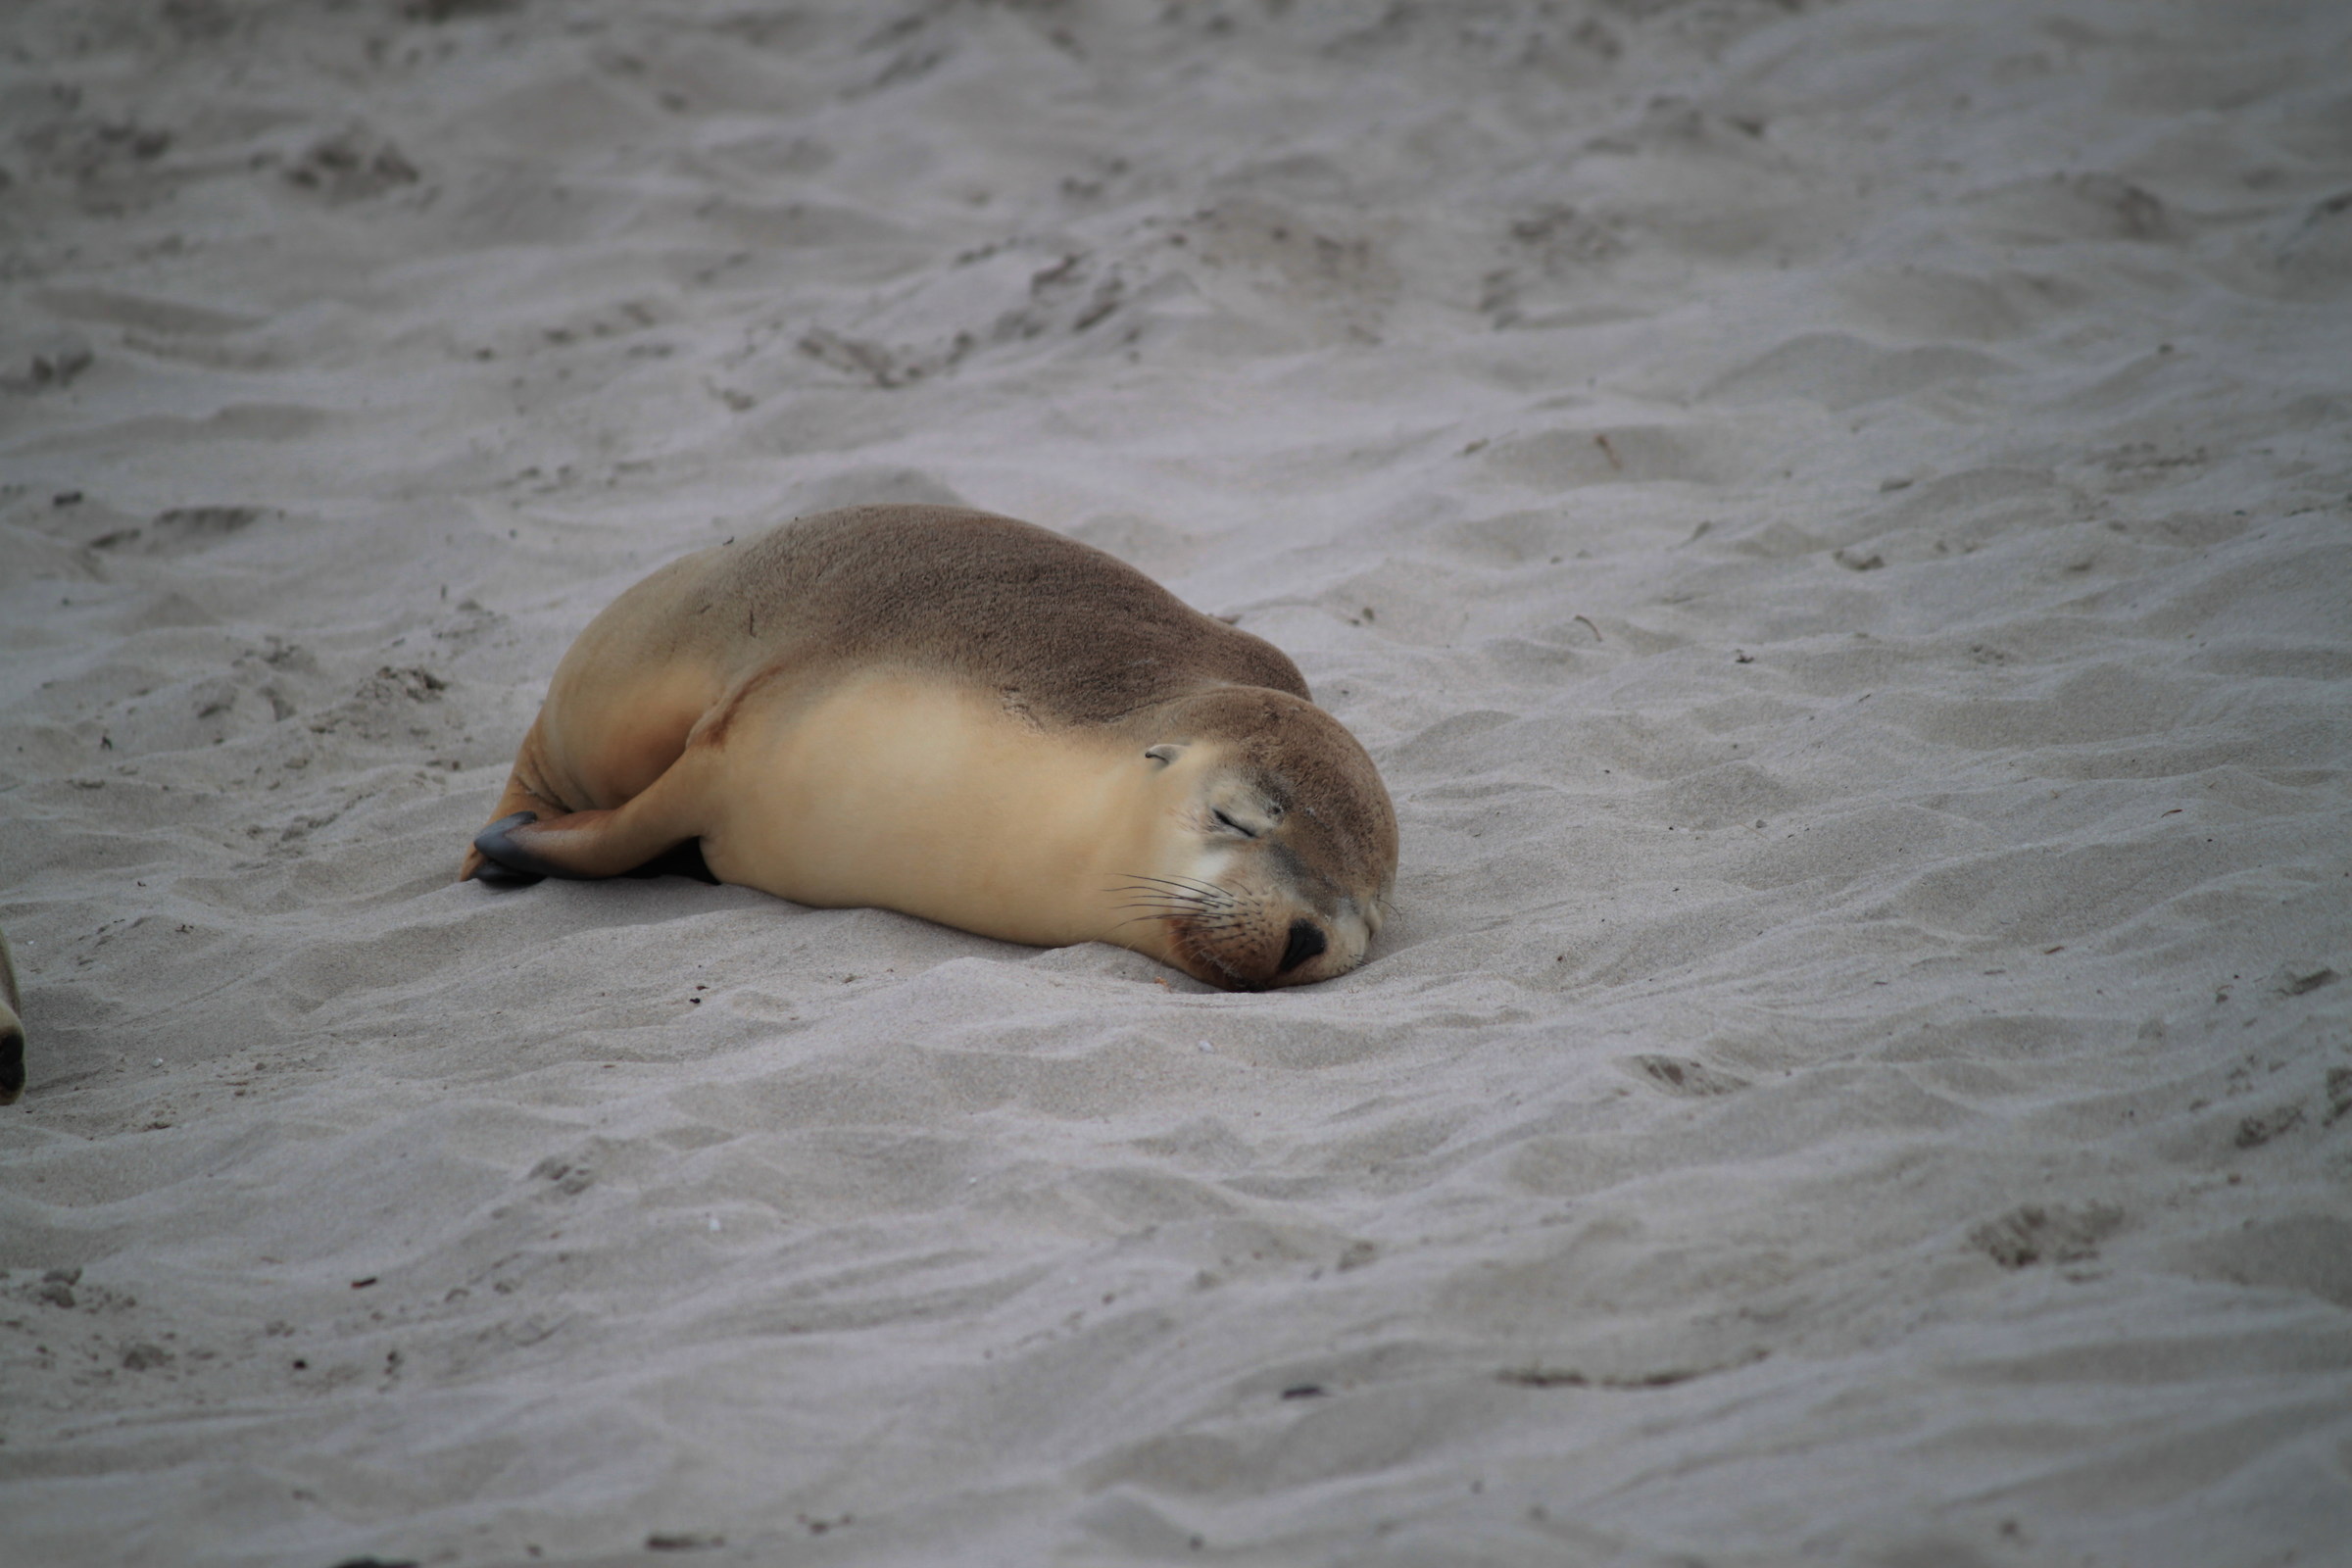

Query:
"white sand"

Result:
[[4, 1, 2349, 1563]]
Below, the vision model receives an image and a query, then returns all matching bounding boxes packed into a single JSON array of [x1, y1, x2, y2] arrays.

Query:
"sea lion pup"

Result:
[[1, 928, 25, 1105], [460, 505, 1397, 990]]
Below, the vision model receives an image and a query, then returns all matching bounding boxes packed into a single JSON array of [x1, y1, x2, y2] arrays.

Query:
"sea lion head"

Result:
[[1121, 687, 1397, 991]]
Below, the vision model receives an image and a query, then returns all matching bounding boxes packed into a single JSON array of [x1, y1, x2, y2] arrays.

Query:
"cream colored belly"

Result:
[[697, 673, 1150, 949]]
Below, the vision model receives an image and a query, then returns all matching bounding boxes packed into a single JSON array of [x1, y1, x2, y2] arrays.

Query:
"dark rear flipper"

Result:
[[469, 808, 714, 885], [468, 811, 555, 883]]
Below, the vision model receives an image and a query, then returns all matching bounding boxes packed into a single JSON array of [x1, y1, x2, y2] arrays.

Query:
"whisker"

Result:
[[1115, 904, 1255, 929], [1109, 883, 1209, 903], [1110, 913, 1176, 932], [1124, 872, 1237, 902], [1137, 890, 1227, 908]]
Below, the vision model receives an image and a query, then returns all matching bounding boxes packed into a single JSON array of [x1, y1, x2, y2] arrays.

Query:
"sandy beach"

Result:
[[3, 1, 2349, 1563]]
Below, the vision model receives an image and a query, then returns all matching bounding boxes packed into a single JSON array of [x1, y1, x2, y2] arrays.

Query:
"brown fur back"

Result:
[[692, 507, 1312, 725]]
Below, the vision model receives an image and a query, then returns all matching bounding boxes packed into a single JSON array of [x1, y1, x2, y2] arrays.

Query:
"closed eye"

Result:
[[1210, 808, 1256, 838]]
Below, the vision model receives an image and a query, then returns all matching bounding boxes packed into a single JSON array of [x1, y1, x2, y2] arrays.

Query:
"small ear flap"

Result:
[[1144, 744, 1186, 765]]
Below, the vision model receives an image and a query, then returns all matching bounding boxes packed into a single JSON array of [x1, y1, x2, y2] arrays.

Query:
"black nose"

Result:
[[1277, 919, 1327, 974]]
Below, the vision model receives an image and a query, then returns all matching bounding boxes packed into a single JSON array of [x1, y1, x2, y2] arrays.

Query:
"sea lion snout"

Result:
[[1278, 919, 1327, 974], [1161, 896, 1373, 992]]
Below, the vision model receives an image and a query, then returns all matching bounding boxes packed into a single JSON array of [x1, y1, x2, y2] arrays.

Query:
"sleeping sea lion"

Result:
[[461, 505, 1396, 990]]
